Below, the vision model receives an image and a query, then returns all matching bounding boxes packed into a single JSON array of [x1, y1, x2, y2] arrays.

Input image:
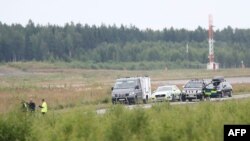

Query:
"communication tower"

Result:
[[207, 15, 219, 70]]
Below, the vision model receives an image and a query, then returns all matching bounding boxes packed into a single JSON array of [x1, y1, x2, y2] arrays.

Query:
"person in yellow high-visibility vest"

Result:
[[39, 99, 47, 115]]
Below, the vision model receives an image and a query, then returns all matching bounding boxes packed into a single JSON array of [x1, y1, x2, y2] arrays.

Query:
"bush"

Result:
[[0, 110, 33, 141]]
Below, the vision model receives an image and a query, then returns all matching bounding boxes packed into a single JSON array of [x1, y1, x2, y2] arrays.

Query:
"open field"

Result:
[[1, 62, 250, 141], [1, 62, 250, 88], [1, 62, 250, 113]]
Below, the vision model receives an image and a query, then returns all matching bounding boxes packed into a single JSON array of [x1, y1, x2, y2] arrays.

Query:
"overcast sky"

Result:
[[0, 0, 249, 30]]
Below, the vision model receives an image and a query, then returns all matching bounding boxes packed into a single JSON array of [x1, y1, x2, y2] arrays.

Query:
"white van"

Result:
[[111, 76, 151, 104]]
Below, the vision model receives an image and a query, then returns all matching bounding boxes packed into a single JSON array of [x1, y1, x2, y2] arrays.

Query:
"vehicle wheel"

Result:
[[219, 93, 223, 98], [228, 91, 232, 97], [135, 96, 139, 104], [143, 96, 148, 104], [171, 94, 176, 102], [200, 95, 205, 101], [206, 96, 211, 101], [219, 94, 222, 98], [181, 95, 186, 101], [178, 94, 182, 101], [220, 91, 225, 98]]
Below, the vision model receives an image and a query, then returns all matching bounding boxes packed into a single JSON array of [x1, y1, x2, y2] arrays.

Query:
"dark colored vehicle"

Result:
[[181, 79, 206, 101], [204, 76, 233, 98]]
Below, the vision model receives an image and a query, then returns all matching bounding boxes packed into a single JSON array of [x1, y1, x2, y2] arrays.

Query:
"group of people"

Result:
[[22, 98, 47, 115]]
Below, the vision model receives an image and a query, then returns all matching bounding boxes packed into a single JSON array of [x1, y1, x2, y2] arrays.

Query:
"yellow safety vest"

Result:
[[41, 102, 48, 113]]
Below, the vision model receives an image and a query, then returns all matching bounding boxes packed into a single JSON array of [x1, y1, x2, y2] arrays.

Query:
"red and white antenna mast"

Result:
[[207, 14, 219, 70], [208, 14, 214, 63]]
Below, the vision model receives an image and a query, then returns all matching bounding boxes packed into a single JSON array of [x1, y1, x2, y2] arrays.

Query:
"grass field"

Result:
[[1, 62, 250, 113], [0, 62, 250, 141], [1, 99, 250, 141]]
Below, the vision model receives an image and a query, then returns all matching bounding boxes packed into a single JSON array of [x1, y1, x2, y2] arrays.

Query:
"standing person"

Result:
[[39, 99, 47, 115], [28, 98, 36, 112]]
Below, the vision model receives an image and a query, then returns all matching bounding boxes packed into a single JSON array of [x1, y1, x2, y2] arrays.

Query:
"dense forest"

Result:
[[0, 20, 250, 69]]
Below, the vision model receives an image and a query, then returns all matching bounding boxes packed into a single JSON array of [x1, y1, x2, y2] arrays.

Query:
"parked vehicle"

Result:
[[111, 76, 151, 104], [181, 79, 206, 101], [204, 76, 233, 98], [151, 85, 181, 102]]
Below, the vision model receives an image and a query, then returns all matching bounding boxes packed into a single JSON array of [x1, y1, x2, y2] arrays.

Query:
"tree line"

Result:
[[0, 20, 250, 68]]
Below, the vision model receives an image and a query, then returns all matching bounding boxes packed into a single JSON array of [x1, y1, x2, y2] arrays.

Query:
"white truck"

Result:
[[111, 76, 151, 104]]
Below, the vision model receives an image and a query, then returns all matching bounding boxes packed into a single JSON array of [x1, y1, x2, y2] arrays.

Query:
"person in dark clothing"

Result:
[[28, 99, 36, 112]]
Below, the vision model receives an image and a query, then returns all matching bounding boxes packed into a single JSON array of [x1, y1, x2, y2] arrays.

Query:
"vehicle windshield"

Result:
[[206, 83, 215, 89], [156, 86, 172, 92], [185, 81, 203, 88], [114, 79, 138, 89], [212, 81, 221, 86]]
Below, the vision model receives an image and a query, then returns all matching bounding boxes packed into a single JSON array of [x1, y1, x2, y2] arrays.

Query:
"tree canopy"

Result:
[[0, 20, 249, 68]]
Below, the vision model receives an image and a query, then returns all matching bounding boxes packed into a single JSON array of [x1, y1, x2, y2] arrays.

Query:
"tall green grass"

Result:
[[0, 109, 33, 141], [1, 99, 250, 141]]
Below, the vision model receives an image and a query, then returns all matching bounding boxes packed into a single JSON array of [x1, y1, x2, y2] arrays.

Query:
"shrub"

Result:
[[0, 110, 33, 141]]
